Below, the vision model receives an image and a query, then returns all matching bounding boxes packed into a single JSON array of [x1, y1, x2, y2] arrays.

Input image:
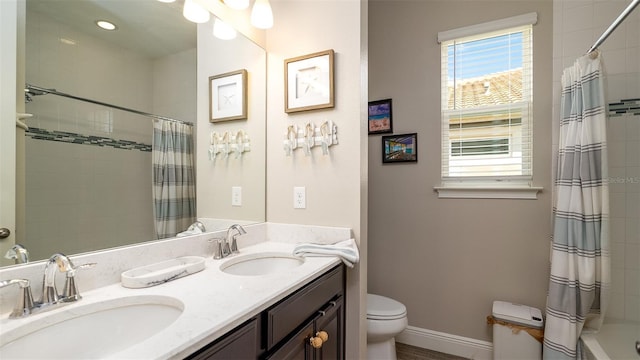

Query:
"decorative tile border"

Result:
[[25, 127, 152, 152], [609, 98, 640, 117]]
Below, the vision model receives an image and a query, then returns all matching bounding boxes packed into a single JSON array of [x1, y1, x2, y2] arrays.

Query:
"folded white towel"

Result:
[[176, 228, 203, 237], [292, 239, 359, 268]]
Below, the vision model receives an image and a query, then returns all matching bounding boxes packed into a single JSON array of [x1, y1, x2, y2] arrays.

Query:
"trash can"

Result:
[[490, 301, 544, 360]]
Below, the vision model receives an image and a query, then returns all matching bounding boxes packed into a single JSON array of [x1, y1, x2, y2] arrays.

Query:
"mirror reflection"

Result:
[[6, 0, 266, 266]]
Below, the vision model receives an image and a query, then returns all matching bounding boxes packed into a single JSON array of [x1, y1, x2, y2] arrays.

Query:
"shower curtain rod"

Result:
[[25, 84, 193, 126], [587, 0, 639, 54]]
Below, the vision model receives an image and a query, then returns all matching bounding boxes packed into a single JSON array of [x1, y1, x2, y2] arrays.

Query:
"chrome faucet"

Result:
[[41, 253, 95, 305], [4, 244, 30, 264], [0, 279, 35, 318], [0, 253, 95, 319], [226, 224, 247, 255], [213, 224, 247, 259], [42, 253, 73, 304]]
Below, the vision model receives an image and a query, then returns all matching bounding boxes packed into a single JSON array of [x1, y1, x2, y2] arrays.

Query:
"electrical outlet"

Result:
[[293, 187, 306, 209], [232, 186, 242, 206]]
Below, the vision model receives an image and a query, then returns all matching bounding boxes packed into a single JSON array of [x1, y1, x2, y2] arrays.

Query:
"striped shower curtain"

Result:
[[543, 52, 610, 359], [152, 120, 196, 239]]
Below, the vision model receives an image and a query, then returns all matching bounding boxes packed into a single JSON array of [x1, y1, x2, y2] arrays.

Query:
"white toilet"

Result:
[[367, 293, 408, 360]]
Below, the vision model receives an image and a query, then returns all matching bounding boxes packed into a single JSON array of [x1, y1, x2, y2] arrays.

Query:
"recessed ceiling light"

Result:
[[96, 20, 117, 31]]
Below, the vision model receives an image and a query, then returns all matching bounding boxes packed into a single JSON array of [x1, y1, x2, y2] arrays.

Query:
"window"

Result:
[[437, 13, 539, 198]]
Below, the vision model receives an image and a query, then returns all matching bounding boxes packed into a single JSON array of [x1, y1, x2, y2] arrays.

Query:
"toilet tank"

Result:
[[492, 301, 543, 360]]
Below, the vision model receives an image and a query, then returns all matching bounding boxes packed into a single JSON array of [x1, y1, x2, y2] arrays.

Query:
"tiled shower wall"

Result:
[[23, 9, 195, 260], [552, 0, 640, 322]]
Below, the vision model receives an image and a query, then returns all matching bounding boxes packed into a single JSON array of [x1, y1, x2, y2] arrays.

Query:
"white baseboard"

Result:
[[396, 326, 493, 360]]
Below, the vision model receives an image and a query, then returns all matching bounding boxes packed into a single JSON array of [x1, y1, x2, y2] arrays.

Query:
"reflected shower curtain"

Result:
[[152, 120, 196, 239], [543, 52, 610, 360]]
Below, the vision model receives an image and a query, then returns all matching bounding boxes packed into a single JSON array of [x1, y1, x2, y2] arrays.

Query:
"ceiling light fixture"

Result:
[[183, 0, 211, 23], [213, 18, 237, 40], [223, 0, 250, 10], [219, 0, 273, 29], [156, 0, 176, 3], [95, 20, 117, 31], [250, 0, 273, 29]]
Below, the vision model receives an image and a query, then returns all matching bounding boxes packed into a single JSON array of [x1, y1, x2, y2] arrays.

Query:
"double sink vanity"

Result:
[[0, 223, 351, 359]]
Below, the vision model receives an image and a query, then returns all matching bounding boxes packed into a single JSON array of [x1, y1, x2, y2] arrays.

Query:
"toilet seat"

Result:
[[367, 294, 407, 320]]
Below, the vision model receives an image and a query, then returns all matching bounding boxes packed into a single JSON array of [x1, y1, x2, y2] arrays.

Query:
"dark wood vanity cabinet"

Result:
[[187, 317, 261, 360], [187, 264, 345, 360], [266, 294, 344, 360]]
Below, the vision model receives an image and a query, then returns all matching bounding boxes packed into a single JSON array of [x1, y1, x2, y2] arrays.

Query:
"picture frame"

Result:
[[209, 69, 247, 122], [368, 98, 393, 135], [285, 49, 334, 113], [382, 133, 418, 163]]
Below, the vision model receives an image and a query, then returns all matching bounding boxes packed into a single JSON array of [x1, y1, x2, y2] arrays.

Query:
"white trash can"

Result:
[[491, 301, 544, 360]]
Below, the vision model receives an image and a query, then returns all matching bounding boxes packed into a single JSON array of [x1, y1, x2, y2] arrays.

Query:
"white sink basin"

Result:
[[220, 252, 305, 276], [0, 295, 183, 359]]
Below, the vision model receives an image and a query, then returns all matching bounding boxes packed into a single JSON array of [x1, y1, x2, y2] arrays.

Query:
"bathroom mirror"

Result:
[[2, 0, 266, 266]]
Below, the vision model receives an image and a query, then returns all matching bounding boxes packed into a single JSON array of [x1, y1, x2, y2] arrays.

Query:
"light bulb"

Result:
[[223, 0, 249, 10], [213, 18, 237, 40], [95, 20, 117, 31], [183, 0, 210, 24], [251, 0, 273, 29]]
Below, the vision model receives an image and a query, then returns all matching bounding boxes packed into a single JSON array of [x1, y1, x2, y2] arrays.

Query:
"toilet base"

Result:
[[367, 337, 397, 360]]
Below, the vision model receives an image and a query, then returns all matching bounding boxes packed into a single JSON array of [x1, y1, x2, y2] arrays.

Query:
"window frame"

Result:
[[435, 13, 542, 199]]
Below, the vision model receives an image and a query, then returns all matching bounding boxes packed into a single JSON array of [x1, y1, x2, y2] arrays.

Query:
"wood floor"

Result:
[[396, 343, 469, 360]]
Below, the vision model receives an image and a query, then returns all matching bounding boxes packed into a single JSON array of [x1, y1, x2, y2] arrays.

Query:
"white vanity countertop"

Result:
[[0, 241, 341, 359]]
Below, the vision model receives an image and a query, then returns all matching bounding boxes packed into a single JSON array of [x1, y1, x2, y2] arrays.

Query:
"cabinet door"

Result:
[[266, 322, 314, 360], [187, 318, 259, 360], [313, 296, 344, 360]]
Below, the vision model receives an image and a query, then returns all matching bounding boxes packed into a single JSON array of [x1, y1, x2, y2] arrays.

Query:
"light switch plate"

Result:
[[293, 187, 306, 209], [232, 186, 242, 206]]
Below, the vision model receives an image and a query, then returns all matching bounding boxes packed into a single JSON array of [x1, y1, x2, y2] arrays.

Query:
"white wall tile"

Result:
[[611, 217, 626, 241], [605, 73, 629, 102], [603, 48, 627, 74], [611, 266, 625, 293], [607, 117, 627, 141], [627, 116, 640, 141], [563, 4, 594, 33], [624, 295, 640, 321], [563, 29, 595, 59], [625, 268, 639, 295], [611, 238, 626, 269], [608, 139, 627, 167], [625, 243, 640, 270], [610, 193, 627, 217], [607, 291, 625, 319], [627, 140, 640, 166]]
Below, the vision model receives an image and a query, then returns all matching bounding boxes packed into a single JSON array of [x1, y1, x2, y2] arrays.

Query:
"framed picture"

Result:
[[368, 99, 393, 135], [382, 133, 418, 163], [285, 49, 334, 113], [209, 69, 247, 122]]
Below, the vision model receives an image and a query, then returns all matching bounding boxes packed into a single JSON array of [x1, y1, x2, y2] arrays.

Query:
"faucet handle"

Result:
[[209, 238, 225, 259], [61, 262, 96, 302], [0, 279, 35, 318], [230, 234, 239, 254]]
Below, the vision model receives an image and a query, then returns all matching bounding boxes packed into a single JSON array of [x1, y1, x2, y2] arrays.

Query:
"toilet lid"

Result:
[[367, 294, 407, 320]]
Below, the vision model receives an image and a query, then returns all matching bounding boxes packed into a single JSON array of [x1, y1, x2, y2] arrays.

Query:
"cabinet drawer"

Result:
[[266, 265, 344, 349], [187, 317, 260, 360]]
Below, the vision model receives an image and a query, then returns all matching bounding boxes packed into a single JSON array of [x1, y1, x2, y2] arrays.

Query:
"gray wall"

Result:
[[368, 0, 553, 342]]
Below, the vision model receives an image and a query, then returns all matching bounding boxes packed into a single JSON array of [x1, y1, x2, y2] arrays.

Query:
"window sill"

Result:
[[433, 186, 543, 199]]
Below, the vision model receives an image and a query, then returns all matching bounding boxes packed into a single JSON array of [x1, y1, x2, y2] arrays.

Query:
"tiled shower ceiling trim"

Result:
[[25, 127, 152, 152]]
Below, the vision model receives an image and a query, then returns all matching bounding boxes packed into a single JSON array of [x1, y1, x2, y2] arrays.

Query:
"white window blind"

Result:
[[439, 18, 534, 188]]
